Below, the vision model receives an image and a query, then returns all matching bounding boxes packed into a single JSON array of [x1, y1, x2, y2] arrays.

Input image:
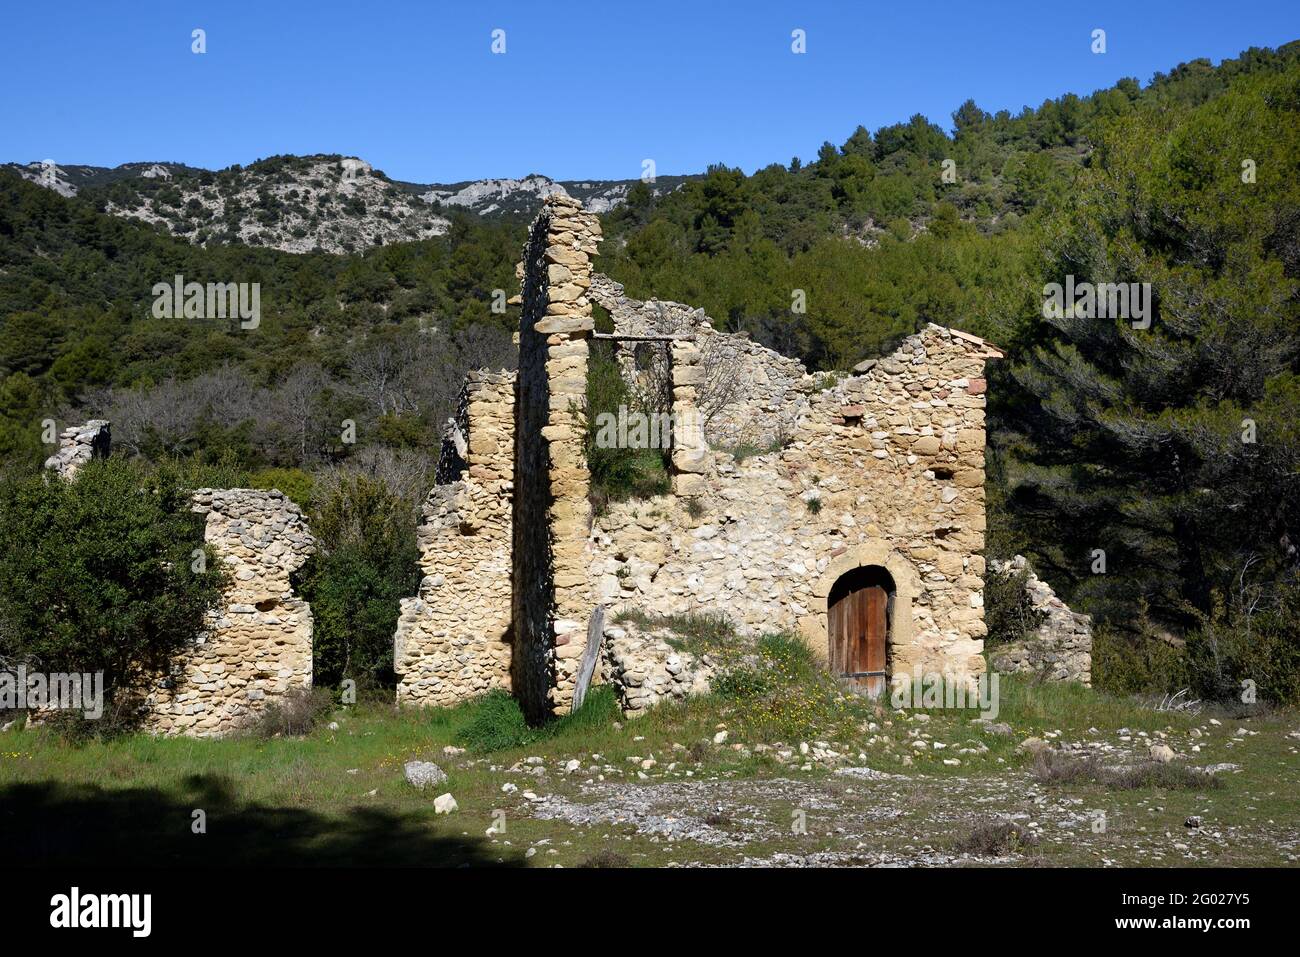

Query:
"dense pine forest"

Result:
[[2, 41, 1297, 702]]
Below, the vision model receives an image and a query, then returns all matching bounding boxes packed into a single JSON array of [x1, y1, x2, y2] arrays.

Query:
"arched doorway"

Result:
[[828, 565, 895, 698]]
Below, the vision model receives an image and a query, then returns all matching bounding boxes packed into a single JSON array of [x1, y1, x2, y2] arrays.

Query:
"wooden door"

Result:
[[829, 570, 890, 698]]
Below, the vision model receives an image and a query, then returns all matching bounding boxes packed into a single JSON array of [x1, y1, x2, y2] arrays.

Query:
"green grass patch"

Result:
[[454, 685, 623, 754]]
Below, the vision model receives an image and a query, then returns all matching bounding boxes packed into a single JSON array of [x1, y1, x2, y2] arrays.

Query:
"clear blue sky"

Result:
[[1, 0, 1295, 183]]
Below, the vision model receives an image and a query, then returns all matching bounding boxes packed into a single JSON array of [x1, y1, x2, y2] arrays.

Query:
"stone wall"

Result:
[[590, 323, 1002, 688], [43, 420, 111, 478], [988, 555, 1093, 684], [395, 371, 516, 706], [601, 620, 715, 717], [141, 488, 316, 736], [590, 274, 810, 448], [511, 195, 603, 721]]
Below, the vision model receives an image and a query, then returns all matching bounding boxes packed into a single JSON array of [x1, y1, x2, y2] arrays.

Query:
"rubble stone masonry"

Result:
[[394, 371, 516, 706], [141, 488, 315, 736], [590, 274, 810, 449], [43, 420, 111, 478], [590, 324, 1003, 689], [511, 195, 602, 721]]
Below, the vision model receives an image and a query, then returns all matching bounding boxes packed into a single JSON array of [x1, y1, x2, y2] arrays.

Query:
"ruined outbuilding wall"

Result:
[[988, 555, 1093, 685], [40, 426, 318, 736], [43, 420, 111, 478], [512, 195, 602, 721], [395, 371, 516, 706], [590, 323, 1000, 685], [590, 274, 811, 449], [141, 488, 315, 736]]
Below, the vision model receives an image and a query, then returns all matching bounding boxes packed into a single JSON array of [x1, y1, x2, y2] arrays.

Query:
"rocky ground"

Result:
[[432, 702, 1300, 868], [4, 679, 1297, 868]]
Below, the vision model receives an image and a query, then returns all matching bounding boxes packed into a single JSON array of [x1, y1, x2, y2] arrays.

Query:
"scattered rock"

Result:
[[433, 793, 458, 814], [404, 760, 448, 789], [1149, 744, 1176, 764]]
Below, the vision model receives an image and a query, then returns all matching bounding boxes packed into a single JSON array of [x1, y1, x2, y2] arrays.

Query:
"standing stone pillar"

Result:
[[669, 340, 708, 496], [512, 195, 601, 721]]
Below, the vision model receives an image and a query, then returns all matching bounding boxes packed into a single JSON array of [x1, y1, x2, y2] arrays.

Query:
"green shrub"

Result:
[[713, 665, 772, 700], [299, 474, 420, 689], [455, 690, 531, 752], [1092, 624, 1187, 697], [248, 467, 314, 509], [757, 631, 816, 679], [585, 346, 669, 511], [1182, 585, 1300, 706], [0, 459, 223, 727], [983, 566, 1044, 645]]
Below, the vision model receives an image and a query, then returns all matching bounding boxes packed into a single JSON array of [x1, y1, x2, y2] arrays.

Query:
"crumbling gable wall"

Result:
[[591, 323, 1000, 687], [590, 273, 810, 449], [512, 196, 603, 721], [142, 488, 315, 736], [395, 371, 516, 706]]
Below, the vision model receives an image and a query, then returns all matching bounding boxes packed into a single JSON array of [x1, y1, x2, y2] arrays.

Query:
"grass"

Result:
[[455, 686, 625, 754], [612, 608, 737, 656], [2, 640, 1296, 868], [719, 437, 787, 465]]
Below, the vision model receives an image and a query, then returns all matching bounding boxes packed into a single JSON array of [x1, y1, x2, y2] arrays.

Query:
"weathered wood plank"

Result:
[[572, 605, 606, 711]]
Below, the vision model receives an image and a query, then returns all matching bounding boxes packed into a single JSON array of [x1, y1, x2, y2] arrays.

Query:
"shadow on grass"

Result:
[[1, 775, 523, 867]]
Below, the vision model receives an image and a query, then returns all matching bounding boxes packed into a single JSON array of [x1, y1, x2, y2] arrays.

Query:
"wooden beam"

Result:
[[592, 332, 695, 343]]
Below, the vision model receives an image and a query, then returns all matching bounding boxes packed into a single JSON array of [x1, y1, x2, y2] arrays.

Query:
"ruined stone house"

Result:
[[40, 196, 1090, 736], [394, 194, 1008, 720]]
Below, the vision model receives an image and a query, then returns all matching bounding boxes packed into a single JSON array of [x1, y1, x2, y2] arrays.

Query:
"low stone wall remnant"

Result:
[[600, 620, 715, 717], [988, 555, 1093, 685], [43, 420, 111, 478]]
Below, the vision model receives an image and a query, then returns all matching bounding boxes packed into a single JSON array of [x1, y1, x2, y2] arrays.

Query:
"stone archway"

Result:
[[804, 540, 921, 684]]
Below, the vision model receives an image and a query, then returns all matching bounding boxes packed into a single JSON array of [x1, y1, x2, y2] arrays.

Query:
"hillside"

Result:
[[3, 156, 694, 254], [421, 173, 695, 217]]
